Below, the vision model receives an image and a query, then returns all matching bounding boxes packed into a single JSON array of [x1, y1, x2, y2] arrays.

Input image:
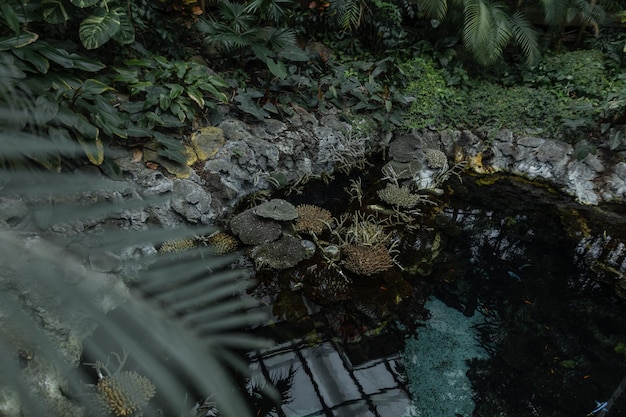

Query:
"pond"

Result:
[[241, 162, 626, 417]]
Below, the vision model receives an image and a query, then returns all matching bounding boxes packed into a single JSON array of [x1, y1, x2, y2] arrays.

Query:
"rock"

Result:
[[190, 127, 225, 160], [171, 179, 214, 224], [388, 134, 422, 162], [230, 209, 282, 245], [0, 197, 28, 229], [251, 236, 315, 270], [253, 199, 298, 221], [382, 160, 423, 180], [88, 251, 123, 273]]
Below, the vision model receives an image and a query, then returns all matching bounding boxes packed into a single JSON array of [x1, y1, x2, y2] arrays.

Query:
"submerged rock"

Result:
[[230, 209, 282, 246], [253, 199, 298, 221], [251, 236, 315, 270]]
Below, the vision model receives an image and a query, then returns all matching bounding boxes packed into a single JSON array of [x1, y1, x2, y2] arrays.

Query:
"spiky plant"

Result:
[[0, 64, 271, 417]]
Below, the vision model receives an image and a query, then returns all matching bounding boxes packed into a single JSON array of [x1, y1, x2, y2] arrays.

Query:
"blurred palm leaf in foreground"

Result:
[[0, 72, 270, 417]]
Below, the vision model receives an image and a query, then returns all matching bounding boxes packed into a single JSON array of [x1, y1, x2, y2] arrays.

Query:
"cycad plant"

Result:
[[0, 67, 271, 416]]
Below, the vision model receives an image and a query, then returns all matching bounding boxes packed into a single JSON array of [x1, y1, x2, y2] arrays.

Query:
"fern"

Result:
[[421, 0, 449, 23]]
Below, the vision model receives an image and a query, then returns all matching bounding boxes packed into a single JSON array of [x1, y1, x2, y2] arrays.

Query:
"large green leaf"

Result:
[[41, 0, 70, 24], [34, 42, 73, 68], [112, 8, 135, 45], [34, 95, 59, 124], [73, 114, 103, 165], [266, 58, 288, 79], [12, 47, 50, 73], [80, 78, 113, 95], [67, 53, 106, 72], [1, 2, 21, 34], [79, 7, 121, 50], [186, 86, 205, 108], [0, 31, 38, 51]]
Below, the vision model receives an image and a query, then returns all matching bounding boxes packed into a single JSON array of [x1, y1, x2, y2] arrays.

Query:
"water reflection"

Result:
[[243, 175, 626, 417]]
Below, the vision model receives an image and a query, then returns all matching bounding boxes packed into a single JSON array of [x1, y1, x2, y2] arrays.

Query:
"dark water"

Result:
[[244, 169, 626, 417]]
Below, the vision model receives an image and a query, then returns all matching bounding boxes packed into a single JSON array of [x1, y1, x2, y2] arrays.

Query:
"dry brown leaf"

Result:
[[132, 148, 143, 163]]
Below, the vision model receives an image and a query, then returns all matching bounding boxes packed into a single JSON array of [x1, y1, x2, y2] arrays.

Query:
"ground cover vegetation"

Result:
[[1, 0, 626, 415]]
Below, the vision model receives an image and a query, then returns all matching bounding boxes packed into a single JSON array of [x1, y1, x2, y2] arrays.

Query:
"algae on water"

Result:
[[403, 298, 489, 417]]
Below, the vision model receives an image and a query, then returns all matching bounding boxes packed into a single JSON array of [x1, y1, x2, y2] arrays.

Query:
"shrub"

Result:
[[400, 57, 454, 129], [438, 81, 579, 136], [523, 50, 609, 100]]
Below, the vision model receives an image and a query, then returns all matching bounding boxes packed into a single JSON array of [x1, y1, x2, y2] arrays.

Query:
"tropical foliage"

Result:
[[2, 0, 626, 414]]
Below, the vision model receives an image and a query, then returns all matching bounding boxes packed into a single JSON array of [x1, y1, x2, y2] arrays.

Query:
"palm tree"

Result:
[[421, 0, 541, 65], [0, 61, 271, 417]]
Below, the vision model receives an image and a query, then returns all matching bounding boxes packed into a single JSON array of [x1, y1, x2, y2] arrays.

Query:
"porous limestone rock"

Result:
[[253, 199, 298, 221], [250, 236, 315, 270], [230, 209, 282, 245]]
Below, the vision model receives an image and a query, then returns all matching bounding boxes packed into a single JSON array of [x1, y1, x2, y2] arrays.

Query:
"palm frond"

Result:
[[509, 11, 540, 66], [489, 4, 514, 59], [244, 0, 292, 24], [568, 0, 605, 35], [331, 0, 364, 31], [261, 27, 297, 52], [217, 0, 254, 33], [421, 0, 449, 22], [0, 89, 271, 417], [539, 0, 570, 26], [463, 0, 496, 65]]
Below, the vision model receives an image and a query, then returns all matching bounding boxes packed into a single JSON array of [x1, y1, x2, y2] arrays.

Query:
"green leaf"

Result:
[[79, 7, 121, 50], [41, 0, 71, 24], [153, 132, 187, 164], [73, 115, 103, 165], [146, 111, 165, 126], [34, 96, 59, 124], [80, 78, 113, 96], [55, 107, 78, 127], [234, 93, 269, 121], [112, 9, 135, 45], [34, 42, 73, 68], [99, 157, 124, 180], [1, 3, 21, 34], [11, 47, 49, 73], [159, 93, 172, 111], [73, 114, 99, 140], [573, 139, 596, 160], [121, 100, 146, 114], [186, 87, 205, 108], [76, 134, 104, 165], [70, 0, 100, 7], [266, 58, 288, 79], [0, 31, 39, 51], [67, 53, 105, 72], [279, 47, 309, 62], [168, 84, 184, 99]]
